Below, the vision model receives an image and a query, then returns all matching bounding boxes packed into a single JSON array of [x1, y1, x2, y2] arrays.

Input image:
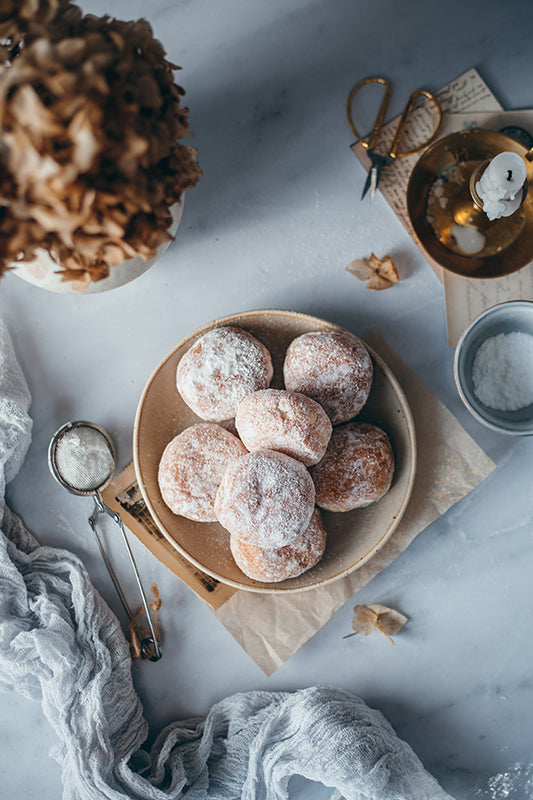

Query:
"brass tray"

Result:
[[133, 310, 416, 594], [407, 129, 533, 279]]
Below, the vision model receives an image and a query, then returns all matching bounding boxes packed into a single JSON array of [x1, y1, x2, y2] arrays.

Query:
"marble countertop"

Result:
[[1, 1, 533, 797]]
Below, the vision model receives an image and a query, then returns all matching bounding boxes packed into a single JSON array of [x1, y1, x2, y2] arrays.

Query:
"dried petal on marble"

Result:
[[366, 272, 395, 291], [344, 603, 408, 644], [367, 253, 399, 281], [346, 252, 400, 291], [345, 258, 374, 281]]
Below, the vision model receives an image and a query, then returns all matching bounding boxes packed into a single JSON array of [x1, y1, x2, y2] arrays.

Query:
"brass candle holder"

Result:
[[407, 129, 533, 279]]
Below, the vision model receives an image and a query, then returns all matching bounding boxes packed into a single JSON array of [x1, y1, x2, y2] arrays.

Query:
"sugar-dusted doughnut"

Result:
[[214, 449, 315, 549], [283, 330, 373, 424], [235, 388, 332, 467], [230, 508, 327, 582], [310, 422, 394, 512], [158, 423, 247, 522], [176, 326, 274, 422]]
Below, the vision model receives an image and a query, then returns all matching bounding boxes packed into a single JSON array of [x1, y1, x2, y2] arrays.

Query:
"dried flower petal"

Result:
[[367, 253, 400, 283], [346, 252, 400, 291], [366, 272, 394, 291], [344, 603, 408, 644], [345, 258, 374, 281]]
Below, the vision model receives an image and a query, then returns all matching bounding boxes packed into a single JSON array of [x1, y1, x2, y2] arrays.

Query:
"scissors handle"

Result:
[[346, 76, 392, 151], [389, 88, 443, 159], [347, 78, 443, 158]]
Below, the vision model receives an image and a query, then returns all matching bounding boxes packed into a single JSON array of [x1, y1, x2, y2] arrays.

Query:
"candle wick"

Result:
[[507, 170, 513, 182]]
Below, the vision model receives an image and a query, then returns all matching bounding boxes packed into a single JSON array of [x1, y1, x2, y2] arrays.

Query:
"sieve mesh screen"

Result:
[[54, 426, 115, 492]]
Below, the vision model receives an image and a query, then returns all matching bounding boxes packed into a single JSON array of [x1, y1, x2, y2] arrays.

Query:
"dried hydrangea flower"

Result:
[[0, 0, 78, 64], [0, 1, 201, 283]]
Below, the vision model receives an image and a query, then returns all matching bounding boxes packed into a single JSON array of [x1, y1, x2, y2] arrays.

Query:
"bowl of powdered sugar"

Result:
[[454, 300, 533, 435]]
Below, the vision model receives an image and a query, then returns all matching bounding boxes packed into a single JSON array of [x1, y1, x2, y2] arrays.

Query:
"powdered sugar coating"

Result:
[[176, 326, 274, 422], [214, 449, 315, 548], [311, 422, 394, 512], [158, 423, 247, 522], [235, 389, 332, 466], [230, 508, 327, 582], [283, 331, 373, 424]]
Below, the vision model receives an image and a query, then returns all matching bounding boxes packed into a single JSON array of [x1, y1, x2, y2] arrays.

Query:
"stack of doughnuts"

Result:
[[157, 324, 395, 583]]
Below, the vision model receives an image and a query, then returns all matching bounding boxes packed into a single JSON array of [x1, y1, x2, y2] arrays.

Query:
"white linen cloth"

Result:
[[0, 320, 454, 800]]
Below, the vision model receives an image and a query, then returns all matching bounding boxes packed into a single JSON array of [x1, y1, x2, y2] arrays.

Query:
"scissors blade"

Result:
[[369, 166, 379, 202], [361, 153, 388, 202], [361, 166, 375, 200]]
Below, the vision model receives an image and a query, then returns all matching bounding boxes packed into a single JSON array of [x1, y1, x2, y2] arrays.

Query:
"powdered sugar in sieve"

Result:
[[52, 423, 116, 493]]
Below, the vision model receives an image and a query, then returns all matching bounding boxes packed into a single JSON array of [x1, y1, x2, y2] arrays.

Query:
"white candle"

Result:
[[476, 151, 527, 221]]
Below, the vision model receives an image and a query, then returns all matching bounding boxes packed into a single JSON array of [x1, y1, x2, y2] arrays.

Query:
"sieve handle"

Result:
[[91, 495, 162, 662], [89, 510, 133, 619]]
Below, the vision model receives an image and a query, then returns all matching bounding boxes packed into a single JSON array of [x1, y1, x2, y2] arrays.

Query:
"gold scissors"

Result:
[[347, 76, 443, 201]]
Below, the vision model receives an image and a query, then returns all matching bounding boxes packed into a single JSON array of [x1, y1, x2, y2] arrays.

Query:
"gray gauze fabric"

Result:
[[0, 320, 454, 800]]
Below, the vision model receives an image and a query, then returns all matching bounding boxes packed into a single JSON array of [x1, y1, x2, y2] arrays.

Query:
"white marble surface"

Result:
[[1, 1, 533, 798]]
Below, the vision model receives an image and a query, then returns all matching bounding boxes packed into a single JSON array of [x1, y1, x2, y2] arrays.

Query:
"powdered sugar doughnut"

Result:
[[176, 326, 274, 422], [230, 508, 327, 582], [310, 422, 394, 512], [158, 423, 247, 522], [283, 330, 373, 424], [235, 389, 332, 467], [214, 449, 315, 548]]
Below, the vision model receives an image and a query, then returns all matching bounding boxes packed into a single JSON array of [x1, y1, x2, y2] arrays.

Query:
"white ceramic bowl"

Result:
[[12, 200, 183, 294], [454, 300, 533, 435]]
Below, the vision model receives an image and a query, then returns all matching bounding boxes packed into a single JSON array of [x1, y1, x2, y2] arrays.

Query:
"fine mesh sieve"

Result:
[[49, 421, 162, 661], [52, 422, 116, 493]]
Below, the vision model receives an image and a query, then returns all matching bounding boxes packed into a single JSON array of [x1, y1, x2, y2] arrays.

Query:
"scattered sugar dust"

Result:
[[475, 762, 533, 798]]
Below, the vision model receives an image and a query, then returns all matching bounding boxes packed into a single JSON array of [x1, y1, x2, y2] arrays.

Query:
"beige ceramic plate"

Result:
[[133, 310, 416, 593]]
